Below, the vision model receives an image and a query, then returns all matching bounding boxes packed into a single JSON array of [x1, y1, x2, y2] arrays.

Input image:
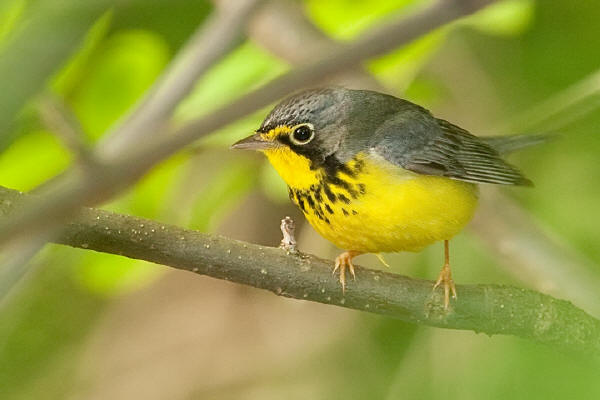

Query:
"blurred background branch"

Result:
[[98, 0, 264, 157], [0, 0, 112, 151], [37, 94, 94, 166], [2, 0, 600, 398], [0, 0, 496, 247], [1, 185, 598, 359]]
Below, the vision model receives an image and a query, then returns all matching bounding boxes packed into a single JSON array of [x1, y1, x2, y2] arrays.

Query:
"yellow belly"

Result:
[[302, 157, 479, 253]]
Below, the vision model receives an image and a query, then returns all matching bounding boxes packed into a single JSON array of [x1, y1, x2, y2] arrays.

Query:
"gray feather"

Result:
[[367, 110, 533, 186], [257, 88, 539, 186]]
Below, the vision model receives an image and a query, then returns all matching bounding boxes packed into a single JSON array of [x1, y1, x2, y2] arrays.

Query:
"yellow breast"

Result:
[[265, 149, 479, 254]]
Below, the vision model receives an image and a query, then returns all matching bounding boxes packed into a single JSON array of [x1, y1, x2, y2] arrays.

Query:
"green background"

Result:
[[1, 0, 599, 398]]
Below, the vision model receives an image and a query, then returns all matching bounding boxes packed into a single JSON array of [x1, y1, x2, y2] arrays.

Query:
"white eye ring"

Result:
[[289, 123, 315, 145]]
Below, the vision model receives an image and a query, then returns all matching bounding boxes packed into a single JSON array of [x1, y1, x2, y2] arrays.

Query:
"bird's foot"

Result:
[[433, 262, 457, 309], [333, 251, 360, 292]]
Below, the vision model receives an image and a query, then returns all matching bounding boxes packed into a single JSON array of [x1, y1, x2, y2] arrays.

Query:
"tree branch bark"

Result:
[[1, 185, 598, 359]]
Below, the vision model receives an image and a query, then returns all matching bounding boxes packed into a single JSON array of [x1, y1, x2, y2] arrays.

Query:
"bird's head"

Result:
[[231, 88, 349, 188]]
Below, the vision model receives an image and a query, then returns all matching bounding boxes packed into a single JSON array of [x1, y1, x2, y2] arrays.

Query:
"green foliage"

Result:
[[0, 0, 111, 152], [75, 252, 162, 296], [460, 1, 600, 265], [0, 130, 70, 191], [465, 0, 534, 36], [66, 29, 171, 139], [0, 0, 26, 43], [109, 0, 212, 50], [0, 247, 105, 400], [176, 41, 287, 123], [1, 0, 599, 398], [305, 0, 419, 39], [188, 158, 259, 231]]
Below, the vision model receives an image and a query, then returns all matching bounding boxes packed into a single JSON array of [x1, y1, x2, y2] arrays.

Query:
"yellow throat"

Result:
[[261, 127, 480, 254]]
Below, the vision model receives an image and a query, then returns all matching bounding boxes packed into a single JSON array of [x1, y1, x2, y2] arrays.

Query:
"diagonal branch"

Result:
[[97, 0, 264, 157], [0, 0, 497, 247], [1, 185, 598, 359], [38, 94, 95, 166]]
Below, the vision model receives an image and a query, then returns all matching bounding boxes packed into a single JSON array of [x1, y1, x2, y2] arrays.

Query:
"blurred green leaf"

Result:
[[67, 29, 171, 139], [189, 158, 258, 231], [106, 152, 190, 220], [110, 0, 212, 50], [0, 247, 105, 400], [369, 29, 446, 91], [75, 252, 162, 296], [306, 0, 448, 91], [0, 0, 26, 43], [52, 11, 113, 99], [403, 76, 446, 106], [175, 41, 288, 123], [0, 130, 70, 191], [305, 0, 420, 39], [0, 0, 110, 152], [465, 0, 535, 36]]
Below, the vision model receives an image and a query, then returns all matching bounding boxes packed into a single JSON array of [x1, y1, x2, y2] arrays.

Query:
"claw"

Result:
[[433, 263, 457, 309], [333, 251, 360, 292], [433, 240, 457, 309]]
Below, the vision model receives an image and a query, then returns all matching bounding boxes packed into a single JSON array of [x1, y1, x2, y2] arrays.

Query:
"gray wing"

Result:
[[369, 110, 532, 186]]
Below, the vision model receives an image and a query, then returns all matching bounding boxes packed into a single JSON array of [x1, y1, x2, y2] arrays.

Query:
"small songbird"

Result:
[[232, 87, 543, 308]]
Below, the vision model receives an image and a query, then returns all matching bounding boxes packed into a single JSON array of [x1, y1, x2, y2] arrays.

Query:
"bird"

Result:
[[232, 87, 545, 309]]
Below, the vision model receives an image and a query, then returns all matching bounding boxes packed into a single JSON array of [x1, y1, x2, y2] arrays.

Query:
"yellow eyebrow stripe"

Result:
[[260, 126, 292, 141]]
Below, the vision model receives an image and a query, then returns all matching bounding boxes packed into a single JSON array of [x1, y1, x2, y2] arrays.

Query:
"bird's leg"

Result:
[[333, 250, 361, 292], [433, 240, 457, 309]]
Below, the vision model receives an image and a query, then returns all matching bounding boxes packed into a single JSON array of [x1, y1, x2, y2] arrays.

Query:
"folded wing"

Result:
[[370, 111, 532, 186]]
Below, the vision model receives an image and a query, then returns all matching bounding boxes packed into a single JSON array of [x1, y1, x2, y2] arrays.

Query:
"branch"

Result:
[[38, 94, 95, 166], [97, 0, 264, 157], [0, 0, 110, 150], [472, 190, 600, 314], [242, 0, 600, 314], [241, 0, 382, 90], [1, 185, 598, 359], [0, 0, 497, 246]]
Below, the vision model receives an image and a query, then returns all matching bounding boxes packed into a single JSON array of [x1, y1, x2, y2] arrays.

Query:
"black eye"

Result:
[[291, 124, 314, 144]]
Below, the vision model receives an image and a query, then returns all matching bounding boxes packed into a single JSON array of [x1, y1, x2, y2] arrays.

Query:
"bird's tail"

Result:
[[482, 133, 555, 154]]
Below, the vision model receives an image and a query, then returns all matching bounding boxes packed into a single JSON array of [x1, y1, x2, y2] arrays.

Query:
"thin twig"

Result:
[[242, 0, 382, 89], [279, 216, 297, 253], [0, 0, 496, 246], [127, 0, 496, 172], [0, 185, 598, 359], [38, 94, 94, 165], [97, 0, 265, 157]]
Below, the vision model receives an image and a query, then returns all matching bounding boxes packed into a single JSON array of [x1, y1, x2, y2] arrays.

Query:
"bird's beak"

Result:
[[230, 133, 277, 151]]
